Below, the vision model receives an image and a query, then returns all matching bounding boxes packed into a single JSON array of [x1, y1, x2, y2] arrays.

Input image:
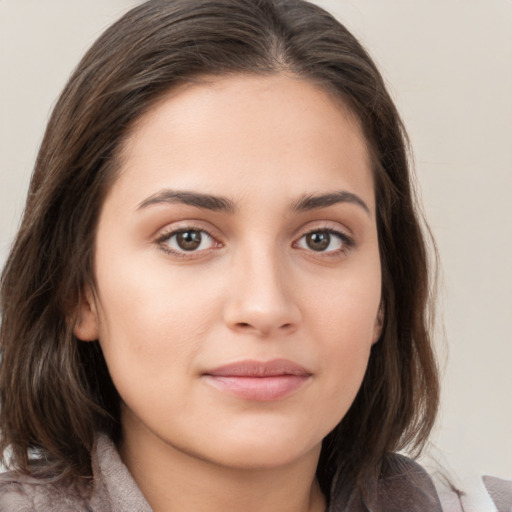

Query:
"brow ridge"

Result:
[[138, 189, 369, 216], [292, 191, 370, 215], [137, 189, 236, 213]]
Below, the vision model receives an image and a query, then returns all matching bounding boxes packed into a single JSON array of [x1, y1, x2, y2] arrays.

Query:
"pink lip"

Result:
[[203, 359, 312, 401]]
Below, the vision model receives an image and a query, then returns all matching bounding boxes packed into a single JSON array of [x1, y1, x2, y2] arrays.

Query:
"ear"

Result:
[[372, 303, 384, 345], [73, 283, 100, 342]]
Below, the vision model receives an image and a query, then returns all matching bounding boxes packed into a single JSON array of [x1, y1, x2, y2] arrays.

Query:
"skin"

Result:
[[75, 73, 382, 512]]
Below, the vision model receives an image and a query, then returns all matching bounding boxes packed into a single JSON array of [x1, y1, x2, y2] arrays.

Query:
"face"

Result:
[[75, 74, 382, 470]]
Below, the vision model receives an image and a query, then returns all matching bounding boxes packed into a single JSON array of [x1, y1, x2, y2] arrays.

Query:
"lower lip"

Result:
[[203, 375, 310, 401]]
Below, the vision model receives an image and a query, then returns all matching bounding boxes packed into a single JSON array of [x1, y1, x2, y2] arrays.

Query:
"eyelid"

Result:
[[292, 223, 356, 255], [154, 222, 223, 259]]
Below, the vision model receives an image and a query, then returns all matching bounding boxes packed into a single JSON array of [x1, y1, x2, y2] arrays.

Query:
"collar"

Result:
[[89, 434, 152, 511]]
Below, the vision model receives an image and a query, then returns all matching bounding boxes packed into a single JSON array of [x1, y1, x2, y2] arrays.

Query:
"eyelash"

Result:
[[155, 225, 221, 259], [155, 225, 355, 259], [294, 228, 355, 257]]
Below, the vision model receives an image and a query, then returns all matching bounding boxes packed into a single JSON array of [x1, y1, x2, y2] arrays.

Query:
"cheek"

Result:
[[92, 254, 221, 390], [304, 263, 381, 346], [303, 268, 380, 415], [317, 311, 374, 400], [313, 313, 374, 431]]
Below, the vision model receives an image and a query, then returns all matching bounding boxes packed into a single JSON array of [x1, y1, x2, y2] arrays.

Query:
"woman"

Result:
[[0, 0, 441, 510]]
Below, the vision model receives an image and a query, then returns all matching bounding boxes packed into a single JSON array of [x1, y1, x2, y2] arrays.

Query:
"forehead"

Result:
[[110, 73, 374, 212]]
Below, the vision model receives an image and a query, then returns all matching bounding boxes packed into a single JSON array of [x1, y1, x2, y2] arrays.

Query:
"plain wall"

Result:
[[1, 0, 511, 506]]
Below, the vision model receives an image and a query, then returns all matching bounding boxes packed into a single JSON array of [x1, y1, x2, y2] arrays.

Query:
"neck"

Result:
[[119, 421, 326, 512]]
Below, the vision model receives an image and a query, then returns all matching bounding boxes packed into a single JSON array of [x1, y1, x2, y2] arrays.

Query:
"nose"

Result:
[[223, 247, 301, 337]]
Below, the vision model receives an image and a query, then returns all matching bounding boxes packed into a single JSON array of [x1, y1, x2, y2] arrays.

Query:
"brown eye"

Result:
[[160, 229, 217, 254], [176, 230, 202, 251], [305, 232, 331, 251], [295, 229, 351, 254]]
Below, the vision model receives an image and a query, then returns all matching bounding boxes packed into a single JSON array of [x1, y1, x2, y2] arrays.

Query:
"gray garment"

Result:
[[0, 434, 442, 511], [0, 435, 151, 512], [483, 476, 512, 512]]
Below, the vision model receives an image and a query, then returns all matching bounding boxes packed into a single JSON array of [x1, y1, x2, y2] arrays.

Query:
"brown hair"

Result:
[[0, 0, 438, 504]]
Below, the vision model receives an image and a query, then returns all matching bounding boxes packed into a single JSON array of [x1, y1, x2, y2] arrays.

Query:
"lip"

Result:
[[203, 359, 312, 401]]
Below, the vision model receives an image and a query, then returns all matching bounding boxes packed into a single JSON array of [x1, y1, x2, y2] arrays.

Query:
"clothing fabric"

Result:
[[482, 476, 512, 512], [0, 434, 444, 511]]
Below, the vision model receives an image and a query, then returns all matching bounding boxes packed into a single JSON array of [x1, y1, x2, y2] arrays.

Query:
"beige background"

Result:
[[1, 0, 511, 506]]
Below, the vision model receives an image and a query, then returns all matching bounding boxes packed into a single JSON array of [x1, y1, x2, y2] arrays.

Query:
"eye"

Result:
[[159, 229, 218, 254], [295, 229, 353, 254]]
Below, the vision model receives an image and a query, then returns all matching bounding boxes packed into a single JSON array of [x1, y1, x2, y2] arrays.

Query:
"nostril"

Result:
[[235, 321, 291, 332]]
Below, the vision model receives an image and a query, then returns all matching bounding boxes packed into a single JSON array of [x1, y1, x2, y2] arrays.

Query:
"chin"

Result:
[[197, 428, 324, 470]]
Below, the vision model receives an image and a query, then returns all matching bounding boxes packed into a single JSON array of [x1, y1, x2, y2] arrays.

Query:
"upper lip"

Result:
[[204, 359, 312, 377]]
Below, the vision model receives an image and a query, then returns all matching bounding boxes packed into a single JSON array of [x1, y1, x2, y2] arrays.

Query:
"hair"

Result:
[[0, 0, 439, 505]]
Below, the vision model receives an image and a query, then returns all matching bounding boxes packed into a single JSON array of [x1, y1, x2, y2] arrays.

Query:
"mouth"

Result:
[[202, 359, 312, 401]]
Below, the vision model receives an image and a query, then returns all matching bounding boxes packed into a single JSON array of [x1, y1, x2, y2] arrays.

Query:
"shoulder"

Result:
[[329, 454, 443, 512], [376, 453, 443, 511], [0, 470, 90, 512]]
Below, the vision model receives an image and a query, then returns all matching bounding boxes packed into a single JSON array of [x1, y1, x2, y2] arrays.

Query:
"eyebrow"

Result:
[[292, 191, 370, 215], [137, 189, 236, 213], [137, 188, 370, 216]]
